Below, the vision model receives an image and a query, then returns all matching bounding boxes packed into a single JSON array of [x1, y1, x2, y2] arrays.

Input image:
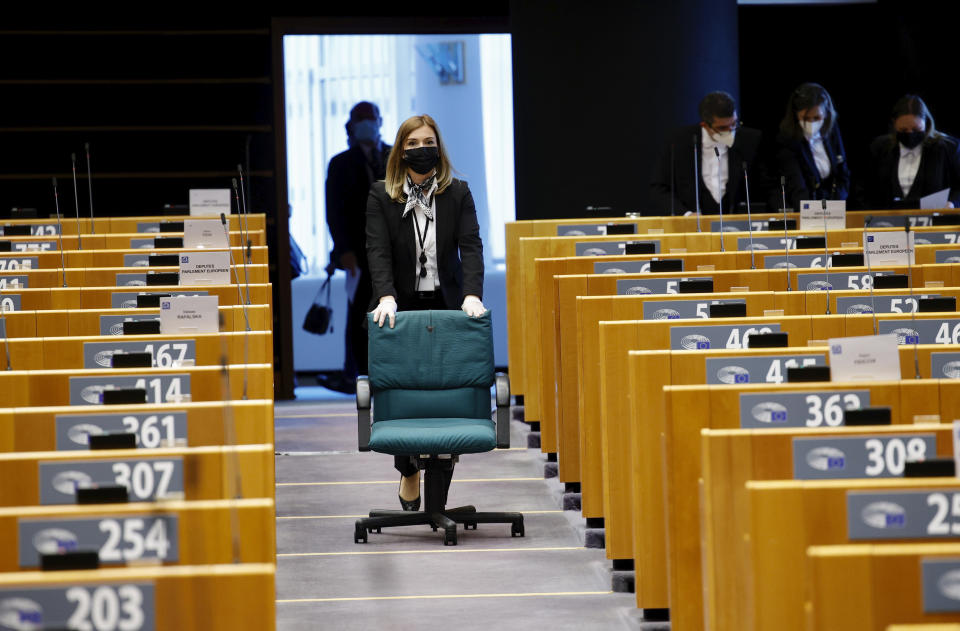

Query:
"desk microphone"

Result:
[[743, 161, 755, 268], [905, 223, 921, 379], [669, 143, 675, 217], [714, 147, 725, 250], [220, 213, 251, 333], [862, 216, 878, 334], [821, 199, 831, 314], [84, 143, 95, 234], [231, 179, 252, 306], [52, 178, 67, 288], [692, 134, 702, 232], [236, 164, 253, 264], [1, 317, 11, 371], [70, 153, 82, 250], [781, 176, 791, 291]]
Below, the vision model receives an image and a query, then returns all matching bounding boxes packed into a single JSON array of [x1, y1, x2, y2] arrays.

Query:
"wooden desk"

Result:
[[0, 399, 274, 452], [0, 498, 275, 571], [0, 443, 274, 507]]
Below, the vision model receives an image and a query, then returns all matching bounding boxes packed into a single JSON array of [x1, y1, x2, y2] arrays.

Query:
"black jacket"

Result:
[[864, 133, 960, 208], [775, 125, 850, 210], [650, 124, 773, 215], [325, 142, 392, 271], [365, 179, 484, 311]]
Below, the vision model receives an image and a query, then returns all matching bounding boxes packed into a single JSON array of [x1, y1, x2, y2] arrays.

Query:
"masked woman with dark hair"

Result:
[[865, 94, 960, 209], [775, 83, 850, 210], [365, 113, 486, 511]]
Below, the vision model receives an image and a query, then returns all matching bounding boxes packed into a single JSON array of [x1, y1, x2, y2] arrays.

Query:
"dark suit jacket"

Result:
[[650, 124, 773, 215], [325, 142, 391, 272], [776, 126, 850, 210], [366, 179, 484, 311], [865, 133, 960, 208]]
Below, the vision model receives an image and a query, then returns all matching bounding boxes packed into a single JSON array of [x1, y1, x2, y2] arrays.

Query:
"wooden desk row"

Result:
[[3, 213, 265, 235], [505, 207, 959, 398], [0, 245, 268, 270], [1, 305, 268, 339], [0, 230, 263, 251], [1, 282, 273, 314], [0, 263, 268, 290]]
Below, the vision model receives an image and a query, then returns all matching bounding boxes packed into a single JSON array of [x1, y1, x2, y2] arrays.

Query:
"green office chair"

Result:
[[354, 310, 524, 546]]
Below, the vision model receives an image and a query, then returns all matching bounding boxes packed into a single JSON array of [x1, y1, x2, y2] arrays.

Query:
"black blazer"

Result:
[[650, 124, 773, 215], [365, 178, 484, 311], [775, 126, 850, 210], [865, 133, 960, 208], [325, 142, 391, 271]]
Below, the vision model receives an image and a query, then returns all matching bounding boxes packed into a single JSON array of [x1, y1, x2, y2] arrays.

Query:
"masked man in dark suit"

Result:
[[322, 101, 392, 392], [651, 91, 773, 216]]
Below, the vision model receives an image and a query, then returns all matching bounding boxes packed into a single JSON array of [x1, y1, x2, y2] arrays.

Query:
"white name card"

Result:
[[799, 200, 847, 231], [159, 295, 219, 334], [183, 219, 229, 249], [178, 251, 231, 286], [828, 333, 901, 382], [865, 230, 915, 266], [189, 189, 231, 216]]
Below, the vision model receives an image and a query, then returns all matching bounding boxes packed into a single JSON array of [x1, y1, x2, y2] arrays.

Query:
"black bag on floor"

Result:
[[302, 274, 333, 335]]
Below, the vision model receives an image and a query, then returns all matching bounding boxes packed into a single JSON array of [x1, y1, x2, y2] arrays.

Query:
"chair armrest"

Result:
[[357, 376, 371, 452], [495, 372, 510, 449]]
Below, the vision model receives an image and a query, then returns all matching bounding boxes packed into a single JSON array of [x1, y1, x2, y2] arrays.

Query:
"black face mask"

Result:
[[897, 130, 924, 150], [403, 146, 439, 175]]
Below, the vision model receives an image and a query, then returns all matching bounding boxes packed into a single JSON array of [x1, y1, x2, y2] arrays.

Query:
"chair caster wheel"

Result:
[[368, 527, 381, 534], [431, 525, 438, 531], [443, 531, 458, 546], [511, 520, 525, 537], [354, 524, 368, 544], [464, 522, 477, 530]]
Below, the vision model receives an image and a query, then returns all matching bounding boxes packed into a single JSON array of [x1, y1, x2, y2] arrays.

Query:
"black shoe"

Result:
[[316, 372, 356, 394], [399, 481, 421, 511]]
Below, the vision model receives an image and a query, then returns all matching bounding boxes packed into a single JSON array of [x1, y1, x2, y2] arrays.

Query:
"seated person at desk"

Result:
[[650, 90, 770, 215], [775, 82, 850, 210], [864, 94, 960, 209]]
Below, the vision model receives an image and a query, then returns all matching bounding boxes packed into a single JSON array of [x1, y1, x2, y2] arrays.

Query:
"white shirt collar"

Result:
[[701, 127, 728, 154], [899, 142, 922, 158]]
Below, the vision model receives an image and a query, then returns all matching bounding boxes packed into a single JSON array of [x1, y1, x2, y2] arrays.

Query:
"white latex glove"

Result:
[[371, 296, 397, 328], [461, 295, 487, 317]]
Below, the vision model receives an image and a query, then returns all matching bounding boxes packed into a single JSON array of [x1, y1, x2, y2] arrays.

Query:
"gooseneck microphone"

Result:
[[231, 179, 252, 306], [905, 223, 921, 379], [84, 143, 95, 234], [693, 134, 702, 232], [220, 213, 251, 333], [822, 199, 831, 314], [743, 161, 755, 268], [862, 216, 878, 334], [669, 143, 675, 217], [715, 146, 725, 250], [236, 164, 252, 264], [781, 176, 792, 291], [1, 316, 10, 371], [70, 153, 82, 250], [52, 178, 67, 288]]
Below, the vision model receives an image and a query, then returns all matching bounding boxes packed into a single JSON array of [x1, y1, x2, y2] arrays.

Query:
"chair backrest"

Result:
[[367, 310, 494, 422]]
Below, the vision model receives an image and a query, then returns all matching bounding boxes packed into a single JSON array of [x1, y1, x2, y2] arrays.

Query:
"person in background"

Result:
[[321, 101, 392, 393], [865, 94, 960, 209], [651, 90, 772, 216], [775, 83, 850, 210], [365, 113, 486, 511]]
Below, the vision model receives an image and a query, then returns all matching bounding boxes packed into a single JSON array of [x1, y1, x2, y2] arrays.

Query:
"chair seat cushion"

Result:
[[368, 418, 496, 456]]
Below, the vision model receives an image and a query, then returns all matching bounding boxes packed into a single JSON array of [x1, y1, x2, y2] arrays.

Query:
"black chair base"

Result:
[[353, 460, 524, 546]]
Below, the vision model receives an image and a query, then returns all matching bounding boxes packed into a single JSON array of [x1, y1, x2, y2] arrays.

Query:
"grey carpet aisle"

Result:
[[273, 399, 646, 630]]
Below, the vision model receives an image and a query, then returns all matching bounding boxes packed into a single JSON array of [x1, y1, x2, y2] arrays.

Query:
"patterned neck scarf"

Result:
[[402, 173, 437, 220]]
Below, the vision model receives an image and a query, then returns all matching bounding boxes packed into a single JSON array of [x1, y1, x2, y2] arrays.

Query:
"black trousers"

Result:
[[343, 270, 373, 380], [394, 290, 451, 476]]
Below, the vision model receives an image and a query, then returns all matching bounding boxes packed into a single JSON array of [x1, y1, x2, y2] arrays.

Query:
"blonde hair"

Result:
[[384, 114, 453, 201]]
